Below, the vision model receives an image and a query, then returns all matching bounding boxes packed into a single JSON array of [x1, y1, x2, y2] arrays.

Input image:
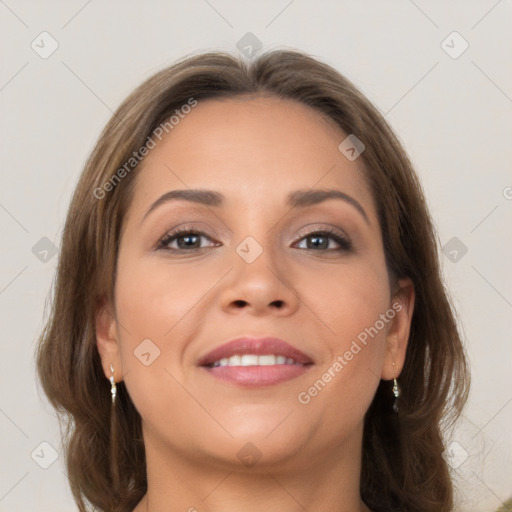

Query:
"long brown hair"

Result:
[[35, 49, 469, 512]]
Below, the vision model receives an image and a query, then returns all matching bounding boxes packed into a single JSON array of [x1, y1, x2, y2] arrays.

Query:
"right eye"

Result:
[[156, 228, 220, 252]]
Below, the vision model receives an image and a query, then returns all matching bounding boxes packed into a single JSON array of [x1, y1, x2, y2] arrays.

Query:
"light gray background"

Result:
[[1, 1, 511, 511]]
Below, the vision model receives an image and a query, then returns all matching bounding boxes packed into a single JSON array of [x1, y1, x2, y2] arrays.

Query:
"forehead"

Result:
[[127, 95, 376, 220]]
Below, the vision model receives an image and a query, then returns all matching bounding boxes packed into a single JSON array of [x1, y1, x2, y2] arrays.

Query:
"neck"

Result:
[[134, 423, 370, 512]]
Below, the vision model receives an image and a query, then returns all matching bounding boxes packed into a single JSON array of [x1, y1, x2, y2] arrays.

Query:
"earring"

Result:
[[392, 378, 400, 413], [391, 361, 400, 413], [110, 364, 117, 405]]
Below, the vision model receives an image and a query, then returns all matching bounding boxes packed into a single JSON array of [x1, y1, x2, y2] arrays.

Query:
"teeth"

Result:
[[241, 354, 259, 366], [258, 355, 276, 365], [211, 354, 299, 367]]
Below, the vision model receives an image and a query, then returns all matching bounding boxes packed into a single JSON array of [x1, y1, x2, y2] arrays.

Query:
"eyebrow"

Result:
[[141, 188, 369, 224]]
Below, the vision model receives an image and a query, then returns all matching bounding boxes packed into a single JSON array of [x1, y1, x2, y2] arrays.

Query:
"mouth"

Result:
[[197, 336, 314, 387], [208, 354, 304, 367]]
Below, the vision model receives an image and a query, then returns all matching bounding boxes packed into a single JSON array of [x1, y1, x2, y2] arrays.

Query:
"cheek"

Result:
[[294, 258, 391, 420], [301, 255, 391, 346], [112, 251, 227, 415], [114, 255, 212, 341], [112, 255, 208, 440]]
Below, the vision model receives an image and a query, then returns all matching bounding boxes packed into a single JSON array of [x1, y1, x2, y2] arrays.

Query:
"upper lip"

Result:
[[197, 336, 315, 366]]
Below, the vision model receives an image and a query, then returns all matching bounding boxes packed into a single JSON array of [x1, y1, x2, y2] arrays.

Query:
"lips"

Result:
[[197, 336, 314, 367], [197, 336, 314, 387]]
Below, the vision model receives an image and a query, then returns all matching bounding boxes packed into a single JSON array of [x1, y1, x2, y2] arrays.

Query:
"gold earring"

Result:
[[110, 364, 117, 405]]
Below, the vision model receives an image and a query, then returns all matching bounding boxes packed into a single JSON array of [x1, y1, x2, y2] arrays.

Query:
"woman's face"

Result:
[[97, 94, 413, 472]]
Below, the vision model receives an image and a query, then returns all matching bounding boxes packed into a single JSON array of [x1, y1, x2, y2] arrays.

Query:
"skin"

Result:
[[96, 94, 415, 512]]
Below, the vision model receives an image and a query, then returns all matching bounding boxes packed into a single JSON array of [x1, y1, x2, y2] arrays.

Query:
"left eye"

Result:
[[295, 230, 351, 251]]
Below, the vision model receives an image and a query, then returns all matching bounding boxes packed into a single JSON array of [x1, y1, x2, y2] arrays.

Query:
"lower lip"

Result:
[[202, 364, 312, 387]]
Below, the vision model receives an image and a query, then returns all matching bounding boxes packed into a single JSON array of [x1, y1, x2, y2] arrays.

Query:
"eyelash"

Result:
[[155, 226, 352, 253]]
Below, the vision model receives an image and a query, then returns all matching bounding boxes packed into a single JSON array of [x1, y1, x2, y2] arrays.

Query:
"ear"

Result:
[[381, 277, 415, 380], [95, 295, 123, 382]]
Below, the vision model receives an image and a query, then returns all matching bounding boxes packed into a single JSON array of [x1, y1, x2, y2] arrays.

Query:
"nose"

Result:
[[219, 244, 299, 317]]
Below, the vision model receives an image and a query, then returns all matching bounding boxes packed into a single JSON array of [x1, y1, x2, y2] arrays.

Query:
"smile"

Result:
[[198, 336, 314, 387], [208, 354, 302, 367]]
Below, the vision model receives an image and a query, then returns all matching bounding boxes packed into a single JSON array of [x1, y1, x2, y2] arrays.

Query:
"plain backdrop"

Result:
[[0, 1, 511, 511]]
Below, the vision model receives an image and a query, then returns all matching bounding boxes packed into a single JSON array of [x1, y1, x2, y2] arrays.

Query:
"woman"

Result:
[[36, 49, 469, 512]]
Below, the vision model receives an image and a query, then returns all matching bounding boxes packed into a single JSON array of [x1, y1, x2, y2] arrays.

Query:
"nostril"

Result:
[[231, 299, 284, 308]]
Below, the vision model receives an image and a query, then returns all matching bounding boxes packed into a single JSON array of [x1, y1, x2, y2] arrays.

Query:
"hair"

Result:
[[35, 48, 470, 512]]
